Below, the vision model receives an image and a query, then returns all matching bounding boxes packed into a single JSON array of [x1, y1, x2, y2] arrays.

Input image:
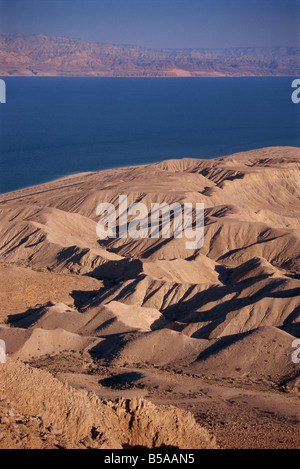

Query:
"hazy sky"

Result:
[[0, 0, 299, 49]]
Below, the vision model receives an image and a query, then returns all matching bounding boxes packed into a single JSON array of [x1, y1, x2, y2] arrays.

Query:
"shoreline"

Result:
[[1, 144, 299, 198]]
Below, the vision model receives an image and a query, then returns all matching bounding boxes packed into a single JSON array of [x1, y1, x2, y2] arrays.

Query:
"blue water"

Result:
[[0, 77, 299, 194]]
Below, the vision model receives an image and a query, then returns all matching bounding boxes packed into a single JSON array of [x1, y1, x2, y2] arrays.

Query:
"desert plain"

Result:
[[0, 146, 299, 449]]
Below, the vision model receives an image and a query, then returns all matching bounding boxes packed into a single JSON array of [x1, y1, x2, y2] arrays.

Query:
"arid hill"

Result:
[[0, 33, 299, 76], [0, 358, 216, 449], [0, 146, 299, 448]]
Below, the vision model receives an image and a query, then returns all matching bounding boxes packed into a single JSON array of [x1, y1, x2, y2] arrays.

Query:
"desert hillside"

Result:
[[0, 146, 299, 448], [0, 358, 216, 449], [0, 33, 299, 76]]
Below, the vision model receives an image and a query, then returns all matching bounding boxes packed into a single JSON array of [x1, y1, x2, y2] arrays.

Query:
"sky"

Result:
[[0, 0, 299, 49]]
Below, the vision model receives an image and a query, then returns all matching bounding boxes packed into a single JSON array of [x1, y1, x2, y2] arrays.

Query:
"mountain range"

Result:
[[0, 33, 299, 77]]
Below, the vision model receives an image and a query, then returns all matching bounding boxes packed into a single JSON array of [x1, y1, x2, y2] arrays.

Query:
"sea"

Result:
[[0, 77, 299, 194]]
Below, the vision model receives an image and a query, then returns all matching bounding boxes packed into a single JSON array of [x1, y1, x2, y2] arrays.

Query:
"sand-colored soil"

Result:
[[0, 146, 299, 448]]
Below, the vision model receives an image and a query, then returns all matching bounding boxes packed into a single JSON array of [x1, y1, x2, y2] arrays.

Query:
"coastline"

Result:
[[2, 144, 299, 198]]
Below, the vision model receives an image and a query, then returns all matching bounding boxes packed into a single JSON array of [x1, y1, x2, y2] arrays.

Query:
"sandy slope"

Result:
[[0, 358, 216, 449], [0, 146, 299, 448]]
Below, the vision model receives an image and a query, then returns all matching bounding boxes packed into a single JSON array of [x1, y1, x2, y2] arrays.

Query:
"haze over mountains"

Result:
[[0, 33, 299, 77], [0, 147, 299, 448]]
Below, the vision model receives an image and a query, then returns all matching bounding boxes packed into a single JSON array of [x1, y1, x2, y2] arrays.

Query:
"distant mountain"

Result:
[[0, 33, 299, 77]]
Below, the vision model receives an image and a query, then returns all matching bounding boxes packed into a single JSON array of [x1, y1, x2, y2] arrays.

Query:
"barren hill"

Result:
[[0, 146, 299, 448], [0, 358, 216, 449]]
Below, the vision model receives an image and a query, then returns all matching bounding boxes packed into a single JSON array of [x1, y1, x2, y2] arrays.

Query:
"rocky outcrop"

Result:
[[0, 358, 217, 449]]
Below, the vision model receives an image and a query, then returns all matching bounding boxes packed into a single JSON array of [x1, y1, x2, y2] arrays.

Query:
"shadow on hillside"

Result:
[[99, 371, 144, 389]]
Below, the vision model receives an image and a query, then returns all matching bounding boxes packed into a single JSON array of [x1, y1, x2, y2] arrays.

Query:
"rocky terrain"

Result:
[[0, 33, 299, 76], [0, 146, 299, 448], [0, 358, 216, 449]]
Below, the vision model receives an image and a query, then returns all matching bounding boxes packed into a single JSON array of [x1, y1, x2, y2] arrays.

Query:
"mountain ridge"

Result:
[[1, 33, 299, 77]]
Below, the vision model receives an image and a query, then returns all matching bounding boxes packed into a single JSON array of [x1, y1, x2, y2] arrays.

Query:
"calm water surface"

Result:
[[0, 77, 299, 193]]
